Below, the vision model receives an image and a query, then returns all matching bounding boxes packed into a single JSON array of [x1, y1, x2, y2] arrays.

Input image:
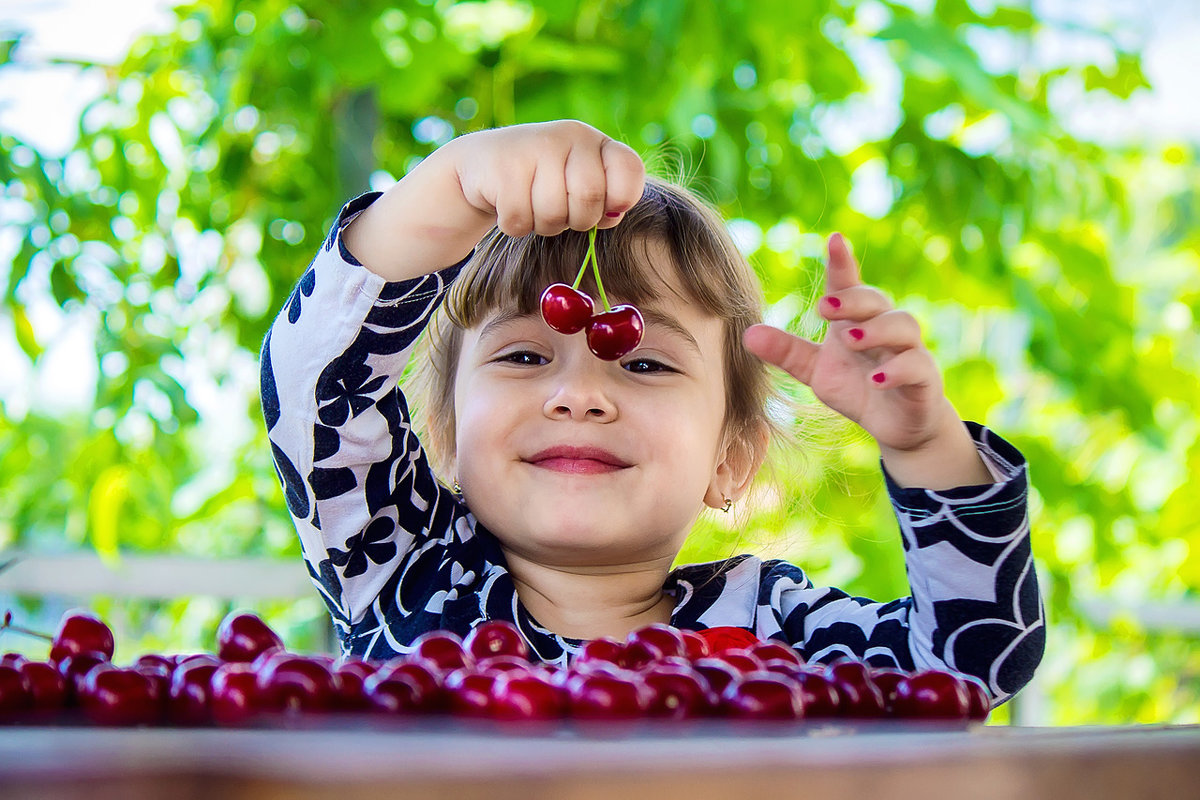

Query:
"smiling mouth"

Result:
[[526, 446, 631, 475]]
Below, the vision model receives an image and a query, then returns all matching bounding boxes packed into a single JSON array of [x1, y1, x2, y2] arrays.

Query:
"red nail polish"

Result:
[[872, 372, 886, 384], [825, 296, 841, 309], [605, 211, 622, 218], [849, 328, 864, 341]]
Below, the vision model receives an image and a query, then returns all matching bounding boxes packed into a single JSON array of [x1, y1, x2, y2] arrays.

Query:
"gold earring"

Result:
[[721, 496, 732, 513], [452, 479, 463, 496]]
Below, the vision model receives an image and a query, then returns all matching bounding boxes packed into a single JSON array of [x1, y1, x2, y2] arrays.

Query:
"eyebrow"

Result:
[[476, 306, 702, 356]]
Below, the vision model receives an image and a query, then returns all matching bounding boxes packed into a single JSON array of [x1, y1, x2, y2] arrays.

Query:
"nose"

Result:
[[542, 358, 618, 422]]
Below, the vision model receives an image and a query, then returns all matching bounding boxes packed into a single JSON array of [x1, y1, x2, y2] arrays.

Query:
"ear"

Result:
[[704, 422, 769, 511]]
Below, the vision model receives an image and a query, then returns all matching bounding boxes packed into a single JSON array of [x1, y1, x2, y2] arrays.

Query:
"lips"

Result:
[[526, 445, 632, 475]]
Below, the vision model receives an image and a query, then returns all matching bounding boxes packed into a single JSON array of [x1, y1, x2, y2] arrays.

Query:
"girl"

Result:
[[261, 120, 1043, 704]]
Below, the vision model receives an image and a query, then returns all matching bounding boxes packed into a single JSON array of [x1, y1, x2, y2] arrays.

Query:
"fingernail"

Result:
[[848, 328, 864, 341], [824, 296, 841, 309], [872, 371, 886, 384], [605, 211, 622, 218]]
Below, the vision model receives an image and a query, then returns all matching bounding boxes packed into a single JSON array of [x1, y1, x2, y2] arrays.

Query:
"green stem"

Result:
[[570, 227, 598, 290], [588, 229, 612, 311]]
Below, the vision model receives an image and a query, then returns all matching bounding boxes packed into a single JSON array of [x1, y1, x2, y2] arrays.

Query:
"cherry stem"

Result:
[[588, 230, 613, 312], [570, 227, 597, 291], [0, 610, 53, 642]]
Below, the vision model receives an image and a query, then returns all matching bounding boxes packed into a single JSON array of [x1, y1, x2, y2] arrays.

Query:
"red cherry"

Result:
[[20, 661, 68, 715], [961, 676, 991, 721], [80, 665, 162, 726], [49, 610, 115, 664], [722, 672, 805, 721], [713, 649, 765, 675], [891, 670, 971, 720], [792, 670, 841, 718], [748, 641, 804, 667], [0, 664, 33, 717], [216, 611, 284, 663], [691, 657, 742, 697], [56, 650, 110, 697], [475, 654, 532, 673], [540, 283, 595, 334], [168, 660, 219, 726], [586, 305, 644, 360], [575, 637, 625, 667], [680, 630, 711, 660], [490, 672, 565, 722], [869, 668, 906, 711], [567, 671, 652, 721], [825, 661, 886, 718], [257, 655, 336, 715], [444, 668, 498, 718], [211, 662, 263, 726], [412, 631, 471, 672], [641, 664, 711, 720], [367, 661, 442, 714], [627, 624, 687, 660], [332, 659, 377, 711], [1, 653, 29, 669], [465, 621, 529, 662]]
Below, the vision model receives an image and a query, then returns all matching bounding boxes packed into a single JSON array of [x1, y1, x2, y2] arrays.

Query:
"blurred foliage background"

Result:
[[1, 0, 1197, 725]]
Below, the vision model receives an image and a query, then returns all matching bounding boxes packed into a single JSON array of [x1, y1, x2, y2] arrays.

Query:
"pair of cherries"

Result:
[[539, 227, 645, 360]]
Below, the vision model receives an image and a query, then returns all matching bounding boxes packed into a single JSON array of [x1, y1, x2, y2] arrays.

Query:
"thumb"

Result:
[[743, 324, 819, 386]]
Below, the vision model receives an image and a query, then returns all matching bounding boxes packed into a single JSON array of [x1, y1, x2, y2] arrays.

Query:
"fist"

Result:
[[452, 120, 646, 237]]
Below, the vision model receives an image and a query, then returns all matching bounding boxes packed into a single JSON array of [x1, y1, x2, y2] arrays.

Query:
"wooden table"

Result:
[[1, 721, 1197, 800]]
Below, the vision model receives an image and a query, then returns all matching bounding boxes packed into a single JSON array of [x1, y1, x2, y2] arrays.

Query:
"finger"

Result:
[[841, 310, 923, 353], [820, 284, 893, 322], [869, 348, 942, 393], [493, 164, 537, 237], [596, 138, 646, 229], [824, 232, 863, 295], [530, 159, 571, 237], [743, 323, 820, 386], [563, 143, 608, 231]]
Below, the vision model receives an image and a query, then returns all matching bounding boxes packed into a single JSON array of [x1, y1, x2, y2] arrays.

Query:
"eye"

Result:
[[623, 357, 675, 374], [497, 350, 547, 367]]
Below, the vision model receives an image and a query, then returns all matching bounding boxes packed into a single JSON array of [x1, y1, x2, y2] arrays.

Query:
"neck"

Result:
[[502, 550, 676, 641]]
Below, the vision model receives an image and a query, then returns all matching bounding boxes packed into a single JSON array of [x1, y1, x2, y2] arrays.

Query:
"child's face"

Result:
[[451, 240, 737, 567]]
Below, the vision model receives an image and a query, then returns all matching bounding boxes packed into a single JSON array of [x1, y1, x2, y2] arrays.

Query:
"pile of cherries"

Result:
[[540, 227, 645, 360], [0, 609, 990, 728]]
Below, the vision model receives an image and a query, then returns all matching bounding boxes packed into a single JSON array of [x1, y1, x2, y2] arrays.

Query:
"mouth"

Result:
[[525, 445, 632, 475]]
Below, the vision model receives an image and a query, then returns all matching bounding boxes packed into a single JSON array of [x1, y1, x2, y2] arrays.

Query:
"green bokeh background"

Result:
[[1, 0, 1197, 726]]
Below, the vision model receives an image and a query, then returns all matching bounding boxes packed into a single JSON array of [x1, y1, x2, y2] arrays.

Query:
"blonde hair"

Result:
[[406, 175, 781, 482]]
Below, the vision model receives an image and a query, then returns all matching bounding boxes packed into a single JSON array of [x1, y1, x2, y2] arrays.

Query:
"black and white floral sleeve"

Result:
[[260, 193, 466, 637], [668, 423, 1043, 703]]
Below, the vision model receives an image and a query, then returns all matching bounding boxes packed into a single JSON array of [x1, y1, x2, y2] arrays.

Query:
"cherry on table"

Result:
[[540, 284, 595, 335], [49, 610, 115, 664], [490, 671, 565, 722], [691, 657, 742, 697], [586, 305, 644, 360], [792, 670, 841, 718], [825, 660, 886, 719], [567, 670, 652, 721], [80, 665, 163, 726], [412, 631, 471, 672], [217, 611, 284, 663], [56, 650, 110, 697], [869, 667, 906, 711], [168, 659, 220, 726], [465, 620, 529, 663], [0, 664, 33, 716], [575, 637, 626, 668], [19, 661, 68, 715], [210, 662, 262, 726], [256, 654, 337, 715], [961, 675, 991, 721], [722, 672, 805, 721], [641, 663, 711, 720], [891, 670, 971, 720], [680, 630, 710, 660], [748, 641, 804, 667]]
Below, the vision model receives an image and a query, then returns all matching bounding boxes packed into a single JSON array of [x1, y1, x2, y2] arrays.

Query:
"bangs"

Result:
[[441, 178, 748, 329]]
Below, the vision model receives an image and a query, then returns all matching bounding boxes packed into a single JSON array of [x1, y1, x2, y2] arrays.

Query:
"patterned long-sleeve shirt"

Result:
[[261, 193, 1045, 703]]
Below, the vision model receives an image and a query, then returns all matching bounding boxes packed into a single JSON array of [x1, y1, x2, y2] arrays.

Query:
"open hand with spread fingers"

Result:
[[743, 233, 992, 489]]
